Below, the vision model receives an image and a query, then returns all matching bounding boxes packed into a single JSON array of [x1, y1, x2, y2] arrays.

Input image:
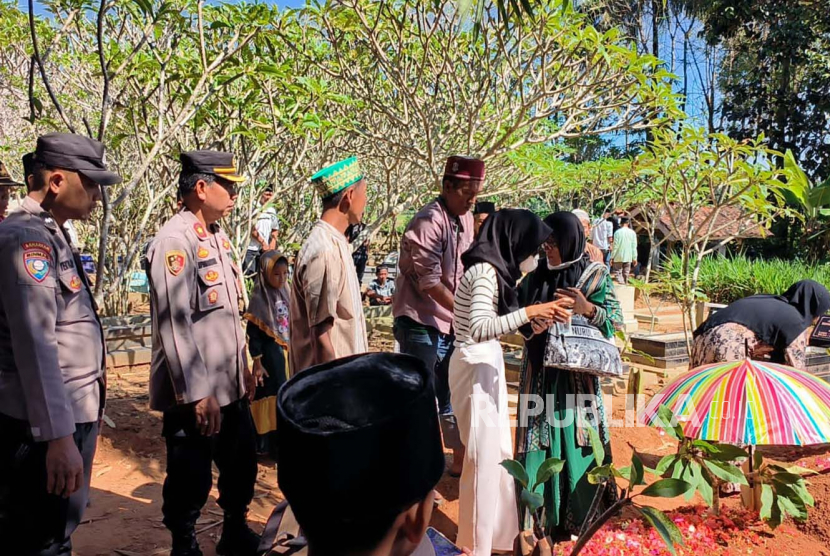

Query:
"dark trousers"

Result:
[[0, 414, 98, 556], [161, 399, 257, 537], [243, 250, 260, 278], [394, 317, 461, 450]]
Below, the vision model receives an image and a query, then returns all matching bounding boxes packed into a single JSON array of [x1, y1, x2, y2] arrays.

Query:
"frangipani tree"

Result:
[[638, 125, 799, 338]]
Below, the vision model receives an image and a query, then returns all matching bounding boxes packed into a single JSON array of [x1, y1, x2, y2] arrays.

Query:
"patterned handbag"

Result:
[[542, 263, 623, 377]]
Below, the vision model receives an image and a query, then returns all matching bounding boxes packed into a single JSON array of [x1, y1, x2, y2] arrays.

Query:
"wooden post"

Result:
[[740, 446, 761, 510]]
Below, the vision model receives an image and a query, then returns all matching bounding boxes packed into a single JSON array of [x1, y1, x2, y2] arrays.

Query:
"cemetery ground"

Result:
[[74, 298, 830, 556]]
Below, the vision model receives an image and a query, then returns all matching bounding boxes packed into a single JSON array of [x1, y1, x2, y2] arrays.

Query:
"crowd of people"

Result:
[[1, 133, 829, 556]]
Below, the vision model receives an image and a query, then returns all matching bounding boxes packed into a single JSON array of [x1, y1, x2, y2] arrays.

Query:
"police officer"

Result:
[[0, 133, 120, 554], [147, 150, 259, 556]]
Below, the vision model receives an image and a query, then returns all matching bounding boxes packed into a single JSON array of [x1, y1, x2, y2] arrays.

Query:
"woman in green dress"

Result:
[[516, 211, 623, 539], [243, 250, 291, 459]]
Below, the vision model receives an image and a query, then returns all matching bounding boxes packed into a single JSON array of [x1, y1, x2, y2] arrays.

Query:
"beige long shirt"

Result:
[[147, 210, 247, 411], [0, 197, 105, 441], [289, 220, 367, 374]]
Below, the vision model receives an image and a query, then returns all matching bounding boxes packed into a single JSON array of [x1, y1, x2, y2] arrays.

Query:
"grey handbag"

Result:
[[542, 263, 623, 377]]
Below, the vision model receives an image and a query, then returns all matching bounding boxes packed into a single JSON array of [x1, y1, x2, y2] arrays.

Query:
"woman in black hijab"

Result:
[[448, 209, 573, 555], [692, 279, 830, 369], [515, 211, 624, 540]]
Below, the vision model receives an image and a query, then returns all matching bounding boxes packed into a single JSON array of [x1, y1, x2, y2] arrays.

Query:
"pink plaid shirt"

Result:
[[392, 198, 474, 335]]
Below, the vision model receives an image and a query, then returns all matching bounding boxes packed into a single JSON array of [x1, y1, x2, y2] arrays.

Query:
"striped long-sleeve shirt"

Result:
[[453, 262, 530, 348]]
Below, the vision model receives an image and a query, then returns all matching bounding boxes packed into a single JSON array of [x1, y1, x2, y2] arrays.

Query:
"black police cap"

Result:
[[33, 133, 121, 186], [0, 161, 22, 187], [180, 150, 245, 183]]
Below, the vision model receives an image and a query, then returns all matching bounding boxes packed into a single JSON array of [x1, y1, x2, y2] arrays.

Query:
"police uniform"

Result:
[[0, 134, 120, 554], [147, 150, 258, 556]]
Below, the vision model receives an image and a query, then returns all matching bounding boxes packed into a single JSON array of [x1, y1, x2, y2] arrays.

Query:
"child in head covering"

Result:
[[243, 250, 290, 458]]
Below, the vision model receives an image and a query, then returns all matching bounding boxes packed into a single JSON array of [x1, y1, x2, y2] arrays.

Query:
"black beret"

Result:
[[277, 353, 445, 530], [34, 133, 121, 186]]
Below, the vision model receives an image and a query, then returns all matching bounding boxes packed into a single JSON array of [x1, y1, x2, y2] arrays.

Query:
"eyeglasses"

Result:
[[543, 239, 558, 249]]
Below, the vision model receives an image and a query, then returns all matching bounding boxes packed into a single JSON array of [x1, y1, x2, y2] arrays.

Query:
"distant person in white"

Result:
[[244, 184, 279, 276], [591, 210, 614, 266], [448, 209, 573, 556]]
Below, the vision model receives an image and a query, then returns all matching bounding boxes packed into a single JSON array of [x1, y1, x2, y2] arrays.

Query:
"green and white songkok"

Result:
[[310, 156, 364, 199]]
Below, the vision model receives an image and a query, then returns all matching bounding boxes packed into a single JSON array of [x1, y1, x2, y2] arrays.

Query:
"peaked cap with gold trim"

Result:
[[180, 150, 246, 183]]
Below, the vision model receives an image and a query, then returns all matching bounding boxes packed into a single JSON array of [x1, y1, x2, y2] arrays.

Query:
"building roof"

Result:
[[628, 205, 766, 242]]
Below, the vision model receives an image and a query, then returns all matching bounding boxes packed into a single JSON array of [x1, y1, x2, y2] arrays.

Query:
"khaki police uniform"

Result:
[[0, 133, 120, 555], [147, 150, 258, 556]]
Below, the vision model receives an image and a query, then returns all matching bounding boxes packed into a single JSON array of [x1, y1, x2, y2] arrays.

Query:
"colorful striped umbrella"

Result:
[[641, 359, 830, 446]]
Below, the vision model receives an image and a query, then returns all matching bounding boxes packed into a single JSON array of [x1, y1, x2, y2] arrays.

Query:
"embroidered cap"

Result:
[[0, 161, 22, 187], [443, 155, 485, 182], [180, 150, 246, 183], [33, 133, 122, 186], [310, 156, 364, 200]]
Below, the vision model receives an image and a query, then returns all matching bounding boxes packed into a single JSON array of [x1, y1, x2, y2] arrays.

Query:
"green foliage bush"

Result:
[[657, 254, 830, 304]]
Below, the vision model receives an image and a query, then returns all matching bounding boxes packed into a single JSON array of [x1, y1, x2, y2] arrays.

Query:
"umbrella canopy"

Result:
[[641, 359, 830, 446]]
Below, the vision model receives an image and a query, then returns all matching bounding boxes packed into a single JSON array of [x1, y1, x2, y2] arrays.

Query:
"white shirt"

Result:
[[591, 218, 613, 250], [453, 262, 529, 348], [248, 206, 279, 251]]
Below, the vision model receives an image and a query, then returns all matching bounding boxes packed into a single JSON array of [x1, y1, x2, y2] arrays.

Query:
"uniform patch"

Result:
[[207, 290, 219, 305], [69, 275, 82, 291], [205, 270, 219, 283], [197, 247, 210, 259], [22, 241, 52, 283], [60, 260, 75, 272], [193, 223, 208, 239], [222, 239, 231, 251], [165, 250, 186, 276]]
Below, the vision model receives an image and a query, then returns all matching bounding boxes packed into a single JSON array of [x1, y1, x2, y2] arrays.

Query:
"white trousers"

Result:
[[449, 340, 519, 556]]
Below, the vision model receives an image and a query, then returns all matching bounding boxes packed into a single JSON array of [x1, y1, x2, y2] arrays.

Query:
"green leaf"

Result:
[[790, 482, 815, 507], [132, 0, 153, 16], [641, 478, 693, 498], [500, 460, 529, 489], [810, 181, 830, 208], [533, 458, 564, 491], [708, 443, 749, 461], [760, 484, 774, 521], [630, 454, 645, 486], [520, 488, 544, 513], [655, 454, 678, 476], [754, 449, 764, 471], [656, 405, 685, 441], [638, 506, 684, 555], [587, 426, 605, 467], [587, 464, 613, 485], [772, 472, 806, 485], [777, 495, 808, 522], [695, 462, 714, 506], [784, 465, 818, 476], [682, 461, 699, 502], [703, 460, 748, 486]]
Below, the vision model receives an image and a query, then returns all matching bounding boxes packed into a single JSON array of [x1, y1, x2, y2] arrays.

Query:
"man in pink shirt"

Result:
[[393, 155, 483, 476]]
